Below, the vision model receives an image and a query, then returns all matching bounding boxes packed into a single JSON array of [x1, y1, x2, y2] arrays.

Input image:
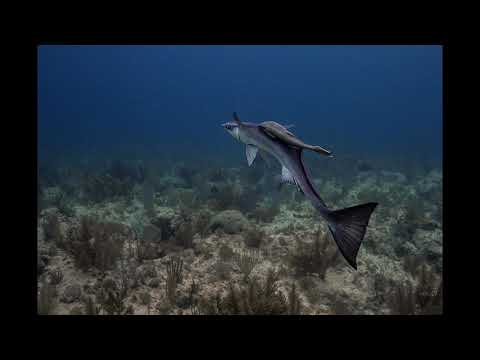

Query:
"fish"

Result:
[[222, 112, 378, 269]]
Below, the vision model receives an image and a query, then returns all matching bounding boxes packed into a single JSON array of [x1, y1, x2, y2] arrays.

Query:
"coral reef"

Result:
[[96, 277, 134, 315], [198, 269, 302, 315], [42, 212, 63, 245], [65, 216, 129, 273], [234, 248, 261, 282], [243, 225, 265, 248], [209, 210, 250, 234], [163, 256, 184, 305], [37, 159, 442, 315]]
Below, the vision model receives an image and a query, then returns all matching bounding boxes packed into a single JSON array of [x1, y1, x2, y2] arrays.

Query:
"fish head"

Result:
[[222, 121, 241, 141]]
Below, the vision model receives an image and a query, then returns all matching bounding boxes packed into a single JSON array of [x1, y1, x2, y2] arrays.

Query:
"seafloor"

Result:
[[37, 157, 442, 315]]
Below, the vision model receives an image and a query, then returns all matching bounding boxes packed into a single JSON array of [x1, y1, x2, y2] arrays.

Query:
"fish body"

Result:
[[228, 121, 330, 216], [223, 113, 377, 269]]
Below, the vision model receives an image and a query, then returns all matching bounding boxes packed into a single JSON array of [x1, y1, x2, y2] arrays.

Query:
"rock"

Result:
[[157, 242, 181, 257], [141, 264, 158, 279], [208, 210, 250, 234], [143, 224, 162, 243], [128, 278, 139, 289], [183, 249, 195, 262], [396, 241, 420, 257], [148, 278, 160, 288], [38, 242, 50, 258], [380, 171, 407, 183], [61, 284, 82, 303], [48, 268, 64, 285], [139, 291, 152, 305], [43, 187, 63, 205], [83, 282, 96, 295], [176, 295, 191, 309], [101, 277, 117, 291], [69, 306, 84, 315], [156, 299, 172, 315], [157, 175, 187, 190], [152, 216, 174, 241], [417, 170, 442, 194], [156, 246, 166, 258], [321, 180, 343, 201], [135, 268, 146, 285], [47, 244, 57, 257], [412, 229, 442, 262], [139, 241, 158, 260], [37, 254, 46, 275]]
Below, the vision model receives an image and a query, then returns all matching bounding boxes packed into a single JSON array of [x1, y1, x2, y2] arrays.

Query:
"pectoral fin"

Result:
[[246, 145, 258, 166], [281, 166, 303, 193], [281, 166, 296, 185]]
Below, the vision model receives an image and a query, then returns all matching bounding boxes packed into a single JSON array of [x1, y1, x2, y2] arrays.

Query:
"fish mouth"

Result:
[[222, 123, 234, 130]]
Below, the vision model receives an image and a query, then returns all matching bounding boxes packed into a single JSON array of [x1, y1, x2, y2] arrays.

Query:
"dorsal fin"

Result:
[[233, 112, 242, 125], [259, 121, 296, 138]]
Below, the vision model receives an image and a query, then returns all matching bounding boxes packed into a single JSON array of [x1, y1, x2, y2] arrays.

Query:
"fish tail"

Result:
[[326, 202, 378, 269]]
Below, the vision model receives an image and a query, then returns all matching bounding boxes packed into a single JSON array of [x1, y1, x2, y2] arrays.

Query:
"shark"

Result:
[[222, 112, 378, 269]]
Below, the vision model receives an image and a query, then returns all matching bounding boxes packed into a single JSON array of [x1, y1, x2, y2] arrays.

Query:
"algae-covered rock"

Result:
[[417, 170, 442, 193], [380, 171, 407, 183], [38, 254, 47, 275], [396, 241, 420, 257], [61, 284, 82, 303], [208, 210, 250, 234], [143, 224, 162, 243], [157, 175, 187, 190], [151, 214, 175, 241], [69, 306, 84, 315], [321, 180, 344, 202], [147, 278, 160, 288], [412, 229, 442, 264]]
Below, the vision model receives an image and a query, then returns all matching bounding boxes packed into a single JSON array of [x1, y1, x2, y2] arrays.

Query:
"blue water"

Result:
[[38, 45, 442, 170]]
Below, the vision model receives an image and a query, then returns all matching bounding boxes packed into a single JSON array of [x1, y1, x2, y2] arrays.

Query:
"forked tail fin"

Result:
[[327, 202, 378, 269]]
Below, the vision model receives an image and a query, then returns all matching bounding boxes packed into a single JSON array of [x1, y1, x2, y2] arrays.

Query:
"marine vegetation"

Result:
[[165, 256, 183, 305], [387, 264, 442, 315], [96, 277, 134, 315], [83, 295, 101, 315], [251, 197, 280, 223], [37, 156, 443, 316], [198, 269, 302, 315], [289, 229, 340, 280], [65, 216, 129, 273], [48, 268, 64, 285], [42, 212, 63, 245], [243, 224, 265, 248], [234, 248, 261, 282]]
